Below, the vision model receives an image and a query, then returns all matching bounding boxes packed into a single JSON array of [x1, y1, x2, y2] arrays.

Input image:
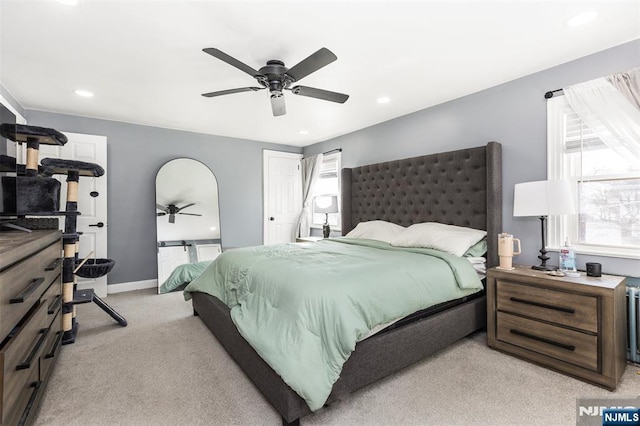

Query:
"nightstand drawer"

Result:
[[497, 280, 598, 333], [497, 312, 598, 371]]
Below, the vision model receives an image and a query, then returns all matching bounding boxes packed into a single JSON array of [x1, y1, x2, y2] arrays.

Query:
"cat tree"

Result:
[[0, 123, 126, 344]]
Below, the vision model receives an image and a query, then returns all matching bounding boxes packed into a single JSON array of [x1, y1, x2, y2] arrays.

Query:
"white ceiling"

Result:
[[1, 1, 639, 147]]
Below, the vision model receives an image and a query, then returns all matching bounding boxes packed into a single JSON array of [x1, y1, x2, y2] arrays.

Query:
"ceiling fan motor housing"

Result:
[[259, 60, 292, 94]]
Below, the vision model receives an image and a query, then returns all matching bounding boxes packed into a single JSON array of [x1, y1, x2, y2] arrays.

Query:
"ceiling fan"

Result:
[[201, 47, 349, 116], [156, 203, 202, 224]]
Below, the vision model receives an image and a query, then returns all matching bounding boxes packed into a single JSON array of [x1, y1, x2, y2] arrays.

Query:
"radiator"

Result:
[[628, 286, 640, 364]]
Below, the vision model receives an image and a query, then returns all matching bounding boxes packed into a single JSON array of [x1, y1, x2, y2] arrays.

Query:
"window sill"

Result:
[[547, 246, 640, 260]]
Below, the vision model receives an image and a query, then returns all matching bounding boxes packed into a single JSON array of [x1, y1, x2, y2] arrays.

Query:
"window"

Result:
[[547, 95, 640, 258], [312, 152, 341, 229]]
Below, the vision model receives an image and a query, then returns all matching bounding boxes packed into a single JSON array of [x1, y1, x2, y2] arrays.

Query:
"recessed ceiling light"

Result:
[[565, 11, 597, 27], [74, 89, 94, 98], [298, 130, 309, 135], [377, 97, 390, 104], [210, 226, 216, 231]]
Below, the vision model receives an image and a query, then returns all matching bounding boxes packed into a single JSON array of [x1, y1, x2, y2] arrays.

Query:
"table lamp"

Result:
[[314, 195, 338, 238], [513, 180, 576, 270]]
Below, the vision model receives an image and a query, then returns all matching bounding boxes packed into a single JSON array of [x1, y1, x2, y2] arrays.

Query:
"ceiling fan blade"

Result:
[[176, 202, 196, 212], [169, 214, 175, 224], [156, 203, 168, 211], [157, 212, 166, 216], [286, 48, 337, 82], [290, 86, 349, 103], [178, 212, 202, 217], [202, 87, 264, 98], [203, 48, 263, 78], [270, 94, 286, 116]]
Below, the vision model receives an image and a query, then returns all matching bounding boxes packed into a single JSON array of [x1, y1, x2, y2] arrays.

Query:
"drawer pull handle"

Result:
[[10, 277, 45, 304], [18, 380, 42, 426], [510, 329, 576, 352], [45, 331, 64, 359], [48, 294, 62, 315], [45, 257, 63, 271], [509, 297, 576, 314], [16, 327, 50, 371]]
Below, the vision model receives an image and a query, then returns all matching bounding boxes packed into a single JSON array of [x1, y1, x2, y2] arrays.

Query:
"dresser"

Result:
[[0, 230, 63, 426], [487, 265, 626, 390]]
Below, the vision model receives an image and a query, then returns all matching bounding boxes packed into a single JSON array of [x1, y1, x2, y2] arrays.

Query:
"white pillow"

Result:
[[345, 220, 406, 243], [390, 222, 487, 257]]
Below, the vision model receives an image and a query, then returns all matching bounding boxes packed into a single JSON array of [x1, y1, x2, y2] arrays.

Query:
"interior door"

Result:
[[37, 133, 108, 297], [263, 150, 302, 245], [157, 246, 190, 286]]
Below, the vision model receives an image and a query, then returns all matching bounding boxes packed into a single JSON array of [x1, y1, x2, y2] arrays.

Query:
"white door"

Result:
[[157, 246, 190, 292], [263, 150, 302, 245], [37, 133, 109, 297], [196, 244, 221, 262]]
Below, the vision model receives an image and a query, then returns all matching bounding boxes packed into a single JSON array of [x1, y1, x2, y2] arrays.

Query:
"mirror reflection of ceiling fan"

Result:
[[156, 203, 202, 224]]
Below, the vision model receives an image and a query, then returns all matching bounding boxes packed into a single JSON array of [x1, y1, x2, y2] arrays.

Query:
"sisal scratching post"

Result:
[[62, 241, 75, 332], [25, 146, 39, 175]]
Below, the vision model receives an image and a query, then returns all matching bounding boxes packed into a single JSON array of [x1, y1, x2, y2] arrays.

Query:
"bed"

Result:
[[187, 141, 502, 424], [158, 260, 212, 294]]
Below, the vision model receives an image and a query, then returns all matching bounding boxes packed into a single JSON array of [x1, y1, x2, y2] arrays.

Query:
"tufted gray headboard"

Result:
[[341, 141, 502, 267]]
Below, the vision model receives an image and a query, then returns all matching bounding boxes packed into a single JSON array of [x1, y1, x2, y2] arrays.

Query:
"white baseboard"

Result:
[[107, 279, 157, 294]]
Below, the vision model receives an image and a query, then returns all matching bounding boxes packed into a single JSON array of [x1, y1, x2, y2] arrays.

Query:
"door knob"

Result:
[[89, 222, 105, 228], [269, 217, 275, 221]]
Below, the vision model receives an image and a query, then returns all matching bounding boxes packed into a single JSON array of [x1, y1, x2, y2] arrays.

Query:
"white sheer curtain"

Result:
[[296, 153, 323, 238], [563, 68, 640, 162]]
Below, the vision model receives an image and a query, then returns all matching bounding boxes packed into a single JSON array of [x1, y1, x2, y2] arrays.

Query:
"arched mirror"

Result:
[[155, 158, 221, 294]]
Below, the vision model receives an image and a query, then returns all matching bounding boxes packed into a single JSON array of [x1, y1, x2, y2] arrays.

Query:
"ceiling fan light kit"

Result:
[[202, 47, 349, 116]]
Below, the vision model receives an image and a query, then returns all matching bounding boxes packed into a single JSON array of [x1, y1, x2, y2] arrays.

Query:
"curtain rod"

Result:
[[302, 148, 342, 160], [544, 89, 564, 99]]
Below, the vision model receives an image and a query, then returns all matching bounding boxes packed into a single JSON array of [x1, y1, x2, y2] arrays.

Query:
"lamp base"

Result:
[[322, 224, 330, 238], [532, 264, 558, 271], [532, 215, 557, 271]]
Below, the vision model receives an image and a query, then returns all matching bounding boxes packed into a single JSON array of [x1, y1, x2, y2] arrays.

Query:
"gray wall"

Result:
[[23, 111, 300, 285], [0, 84, 25, 119], [304, 39, 640, 277]]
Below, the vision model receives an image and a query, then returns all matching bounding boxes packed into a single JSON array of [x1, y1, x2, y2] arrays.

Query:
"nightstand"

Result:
[[295, 236, 323, 243], [487, 265, 627, 390]]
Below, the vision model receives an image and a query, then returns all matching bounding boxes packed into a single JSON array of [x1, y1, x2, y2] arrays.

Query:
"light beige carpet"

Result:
[[34, 289, 640, 425]]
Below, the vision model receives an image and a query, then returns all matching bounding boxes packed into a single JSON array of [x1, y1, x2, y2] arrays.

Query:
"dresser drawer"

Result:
[[497, 312, 598, 371], [40, 310, 63, 382], [3, 360, 39, 426], [1, 300, 48, 425], [496, 280, 598, 333], [0, 241, 61, 340]]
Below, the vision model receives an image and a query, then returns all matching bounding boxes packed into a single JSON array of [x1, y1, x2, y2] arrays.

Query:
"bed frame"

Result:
[[191, 141, 502, 424]]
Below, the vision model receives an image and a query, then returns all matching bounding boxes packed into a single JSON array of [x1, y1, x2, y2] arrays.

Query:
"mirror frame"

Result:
[[155, 158, 221, 292]]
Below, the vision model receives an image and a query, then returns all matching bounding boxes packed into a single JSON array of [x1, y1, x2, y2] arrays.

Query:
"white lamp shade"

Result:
[[513, 180, 576, 217], [314, 195, 339, 214]]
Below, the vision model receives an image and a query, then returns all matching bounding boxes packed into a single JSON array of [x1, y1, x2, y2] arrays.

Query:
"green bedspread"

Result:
[[183, 238, 483, 411], [159, 261, 212, 294]]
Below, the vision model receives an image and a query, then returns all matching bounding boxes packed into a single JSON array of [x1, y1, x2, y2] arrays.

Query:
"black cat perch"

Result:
[[0, 123, 127, 345]]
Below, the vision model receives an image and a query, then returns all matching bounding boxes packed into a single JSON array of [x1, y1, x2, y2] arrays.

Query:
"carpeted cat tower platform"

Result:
[[1, 123, 126, 345]]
